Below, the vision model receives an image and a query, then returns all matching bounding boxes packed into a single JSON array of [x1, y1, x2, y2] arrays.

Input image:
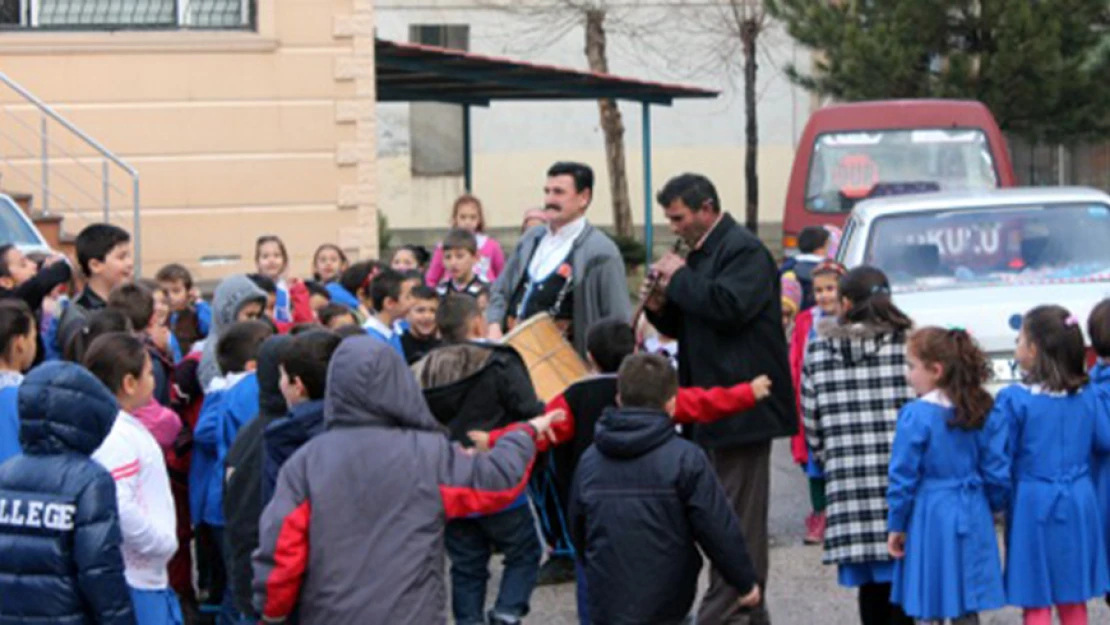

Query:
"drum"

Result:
[[502, 313, 589, 402]]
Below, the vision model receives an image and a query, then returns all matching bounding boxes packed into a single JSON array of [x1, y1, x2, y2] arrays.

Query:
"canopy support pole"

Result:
[[463, 104, 473, 191], [642, 102, 654, 265]]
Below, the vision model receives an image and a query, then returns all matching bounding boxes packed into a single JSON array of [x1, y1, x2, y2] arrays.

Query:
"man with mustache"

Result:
[[487, 162, 631, 359]]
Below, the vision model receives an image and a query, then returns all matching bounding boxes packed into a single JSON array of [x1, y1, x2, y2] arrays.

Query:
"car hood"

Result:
[[895, 281, 1109, 379]]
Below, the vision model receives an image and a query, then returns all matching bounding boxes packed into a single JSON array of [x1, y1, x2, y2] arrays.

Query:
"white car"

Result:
[[0, 193, 52, 254], [837, 187, 1110, 388]]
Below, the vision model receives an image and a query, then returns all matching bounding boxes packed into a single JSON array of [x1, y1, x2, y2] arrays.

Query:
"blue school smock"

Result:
[[887, 394, 1008, 619], [189, 373, 259, 527], [1089, 362, 1110, 573], [999, 384, 1110, 607], [0, 372, 22, 465]]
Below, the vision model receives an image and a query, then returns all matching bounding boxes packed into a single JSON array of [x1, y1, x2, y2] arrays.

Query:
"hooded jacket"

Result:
[[197, 274, 267, 390], [414, 342, 544, 445], [0, 362, 134, 625], [253, 337, 539, 625], [801, 319, 914, 565], [571, 407, 758, 625], [646, 213, 796, 450], [262, 399, 324, 507], [225, 335, 291, 617]]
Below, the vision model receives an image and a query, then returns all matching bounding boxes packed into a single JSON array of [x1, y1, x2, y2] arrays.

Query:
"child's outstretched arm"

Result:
[[73, 472, 135, 625], [14, 256, 71, 313], [254, 452, 312, 624], [477, 393, 574, 453], [674, 376, 771, 425]]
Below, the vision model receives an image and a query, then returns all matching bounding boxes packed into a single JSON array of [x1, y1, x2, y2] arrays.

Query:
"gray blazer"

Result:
[[487, 222, 632, 357]]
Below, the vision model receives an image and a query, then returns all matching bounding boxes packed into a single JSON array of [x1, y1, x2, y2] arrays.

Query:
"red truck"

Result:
[[781, 100, 1016, 254]]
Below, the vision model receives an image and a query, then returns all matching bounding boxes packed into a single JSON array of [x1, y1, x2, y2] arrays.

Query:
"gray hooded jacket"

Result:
[[252, 337, 538, 625], [197, 274, 267, 390]]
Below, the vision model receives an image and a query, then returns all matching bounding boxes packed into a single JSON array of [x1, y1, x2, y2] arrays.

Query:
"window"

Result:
[[408, 24, 469, 177], [0, 0, 253, 29]]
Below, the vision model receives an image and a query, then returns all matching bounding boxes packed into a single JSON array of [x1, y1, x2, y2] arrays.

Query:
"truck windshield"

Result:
[[806, 129, 998, 213], [865, 202, 1110, 292]]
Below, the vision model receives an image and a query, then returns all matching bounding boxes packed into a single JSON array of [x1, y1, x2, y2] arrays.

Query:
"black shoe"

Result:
[[535, 556, 576, 586]]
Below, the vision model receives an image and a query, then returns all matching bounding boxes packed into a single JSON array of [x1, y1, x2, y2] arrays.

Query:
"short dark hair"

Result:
[[279, 330, 342, 401], [370, 268, 407, 311], [798, 226, 831, 255], [304, 280, 330, 302], [618, 353, 678, 410], [0, 300, 34, 360], [587, 318, 635, 373], [839, 266, 913, 332], [1089, 299, 1110, 359], [155, 263, 194, 289], [0, 244, 17, 279], [64, 309, 134, 364], [411, 285, 438, 302], [437, 294, 480, 342], [108, 282, 155, 331], [1022, 305, 1088, 393], [547, 161, 594, 193], [247, 273, 277, 295], [216, 320, 274, 374], [396, 244, 431, 267], [442, 228, 478, 256], [341, 261, 383, 298], [76, 223, 131, 276], [656, 173, 720, 213], [334, 323, 368, 340], [83, 332, 147, 395], [317, 303, 357, 327]]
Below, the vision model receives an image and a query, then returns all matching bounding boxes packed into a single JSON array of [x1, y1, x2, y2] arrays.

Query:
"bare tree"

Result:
[[481, 0, 647, 238]]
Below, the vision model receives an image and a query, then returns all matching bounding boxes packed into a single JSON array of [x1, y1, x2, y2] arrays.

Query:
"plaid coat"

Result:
[[802, 320, 915, 565]]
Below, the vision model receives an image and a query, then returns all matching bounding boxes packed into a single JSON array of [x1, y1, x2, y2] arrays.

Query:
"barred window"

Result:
[[0, 0, 253, 29], [408, 24, 469, 177]]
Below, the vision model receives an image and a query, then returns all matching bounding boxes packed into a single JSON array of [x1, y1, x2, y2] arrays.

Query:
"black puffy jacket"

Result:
[[0, 362, 134, 625], [570, 407, 757, 625]]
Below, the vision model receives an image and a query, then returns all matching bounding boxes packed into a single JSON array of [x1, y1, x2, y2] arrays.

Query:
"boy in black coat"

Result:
[[570, 353, 761, 625]]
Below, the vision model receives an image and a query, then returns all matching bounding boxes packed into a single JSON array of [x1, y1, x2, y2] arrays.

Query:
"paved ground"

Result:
[[507, 441, 1110, 624]]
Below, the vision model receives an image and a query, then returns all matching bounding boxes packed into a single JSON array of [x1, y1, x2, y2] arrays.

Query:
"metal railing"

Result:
[[0, 0, 254, 30], [0, 70, 142, 273]]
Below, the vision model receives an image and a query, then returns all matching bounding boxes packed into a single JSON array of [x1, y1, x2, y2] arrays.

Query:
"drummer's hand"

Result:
[[467, 431, 492, 452], [887, 532, 906, 559], [737, 584, 761, 608], [487, 323, 504, 341], [528, 409, 566, 444], [751, 375, 772, 401]]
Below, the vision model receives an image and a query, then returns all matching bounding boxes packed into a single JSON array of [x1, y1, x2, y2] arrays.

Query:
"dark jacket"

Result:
[[570, 407, 757, 625], [253, 337, 539, 625], [647, 213, 796, 449], [224, 335, 291, 617], [262, 399, 325, 507], [0, 259, 71, 366], [0, 362, 134, 625], [413, 341, 544, 445]]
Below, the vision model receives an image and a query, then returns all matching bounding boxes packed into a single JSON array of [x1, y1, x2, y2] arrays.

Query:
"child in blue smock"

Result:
[[0, 301, 37, 466], [999, 305, 1110, 625], [1087, 298, 1110, 609], [887, 327, 1009, 625]]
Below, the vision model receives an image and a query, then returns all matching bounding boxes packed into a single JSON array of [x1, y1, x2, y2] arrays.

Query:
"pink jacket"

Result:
[[789, 308, 815, 466], [132, 398, 183, 454], [425, 234, 505, 287]]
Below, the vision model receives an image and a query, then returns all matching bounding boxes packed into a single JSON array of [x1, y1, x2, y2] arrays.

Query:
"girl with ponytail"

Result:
[[886, 327, 1008, 624]]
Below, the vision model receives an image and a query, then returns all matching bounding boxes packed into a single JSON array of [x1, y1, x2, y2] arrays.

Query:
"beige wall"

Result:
[[379, 144, 797, 236], [0, 0, 378, 281]]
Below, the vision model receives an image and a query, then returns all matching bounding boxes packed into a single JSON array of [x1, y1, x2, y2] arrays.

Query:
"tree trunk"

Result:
[[742, 18, 759, 234], [585, 9, 634, 238]]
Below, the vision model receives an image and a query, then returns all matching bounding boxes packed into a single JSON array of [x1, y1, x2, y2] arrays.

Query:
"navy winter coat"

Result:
[[0, 362, 134, 625], [571, 407, 757, 625]]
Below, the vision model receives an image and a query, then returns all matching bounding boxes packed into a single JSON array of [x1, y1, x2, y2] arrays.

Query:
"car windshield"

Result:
[[0, 196, 43, 247], [805, 129, 998, 213], [865, 202, 1110, 292]]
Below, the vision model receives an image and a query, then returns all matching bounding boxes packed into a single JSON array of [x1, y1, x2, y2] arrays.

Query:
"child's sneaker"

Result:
[[804, 511, 826, 545]]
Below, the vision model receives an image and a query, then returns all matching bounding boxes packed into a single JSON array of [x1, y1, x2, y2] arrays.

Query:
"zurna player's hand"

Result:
[[528, 409, 566, 445], [467, 431, 492, 452], [638, 274, 666, 313]]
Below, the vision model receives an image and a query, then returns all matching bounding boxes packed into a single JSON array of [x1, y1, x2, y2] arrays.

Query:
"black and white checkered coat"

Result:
[[802, 320, 915, 565]]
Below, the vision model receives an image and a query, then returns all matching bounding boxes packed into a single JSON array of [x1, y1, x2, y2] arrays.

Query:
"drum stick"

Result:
[[632, 239, 684, 330]]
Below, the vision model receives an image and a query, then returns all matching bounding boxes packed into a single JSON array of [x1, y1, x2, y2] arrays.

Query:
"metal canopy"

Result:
[[375, 38, 719, 261]]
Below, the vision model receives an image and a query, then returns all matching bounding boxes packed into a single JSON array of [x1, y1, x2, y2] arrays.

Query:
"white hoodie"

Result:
[[92, 410, 177, 590]]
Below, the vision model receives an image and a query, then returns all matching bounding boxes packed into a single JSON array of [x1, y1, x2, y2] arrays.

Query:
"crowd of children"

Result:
[[2, 200, 1110, 625]]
